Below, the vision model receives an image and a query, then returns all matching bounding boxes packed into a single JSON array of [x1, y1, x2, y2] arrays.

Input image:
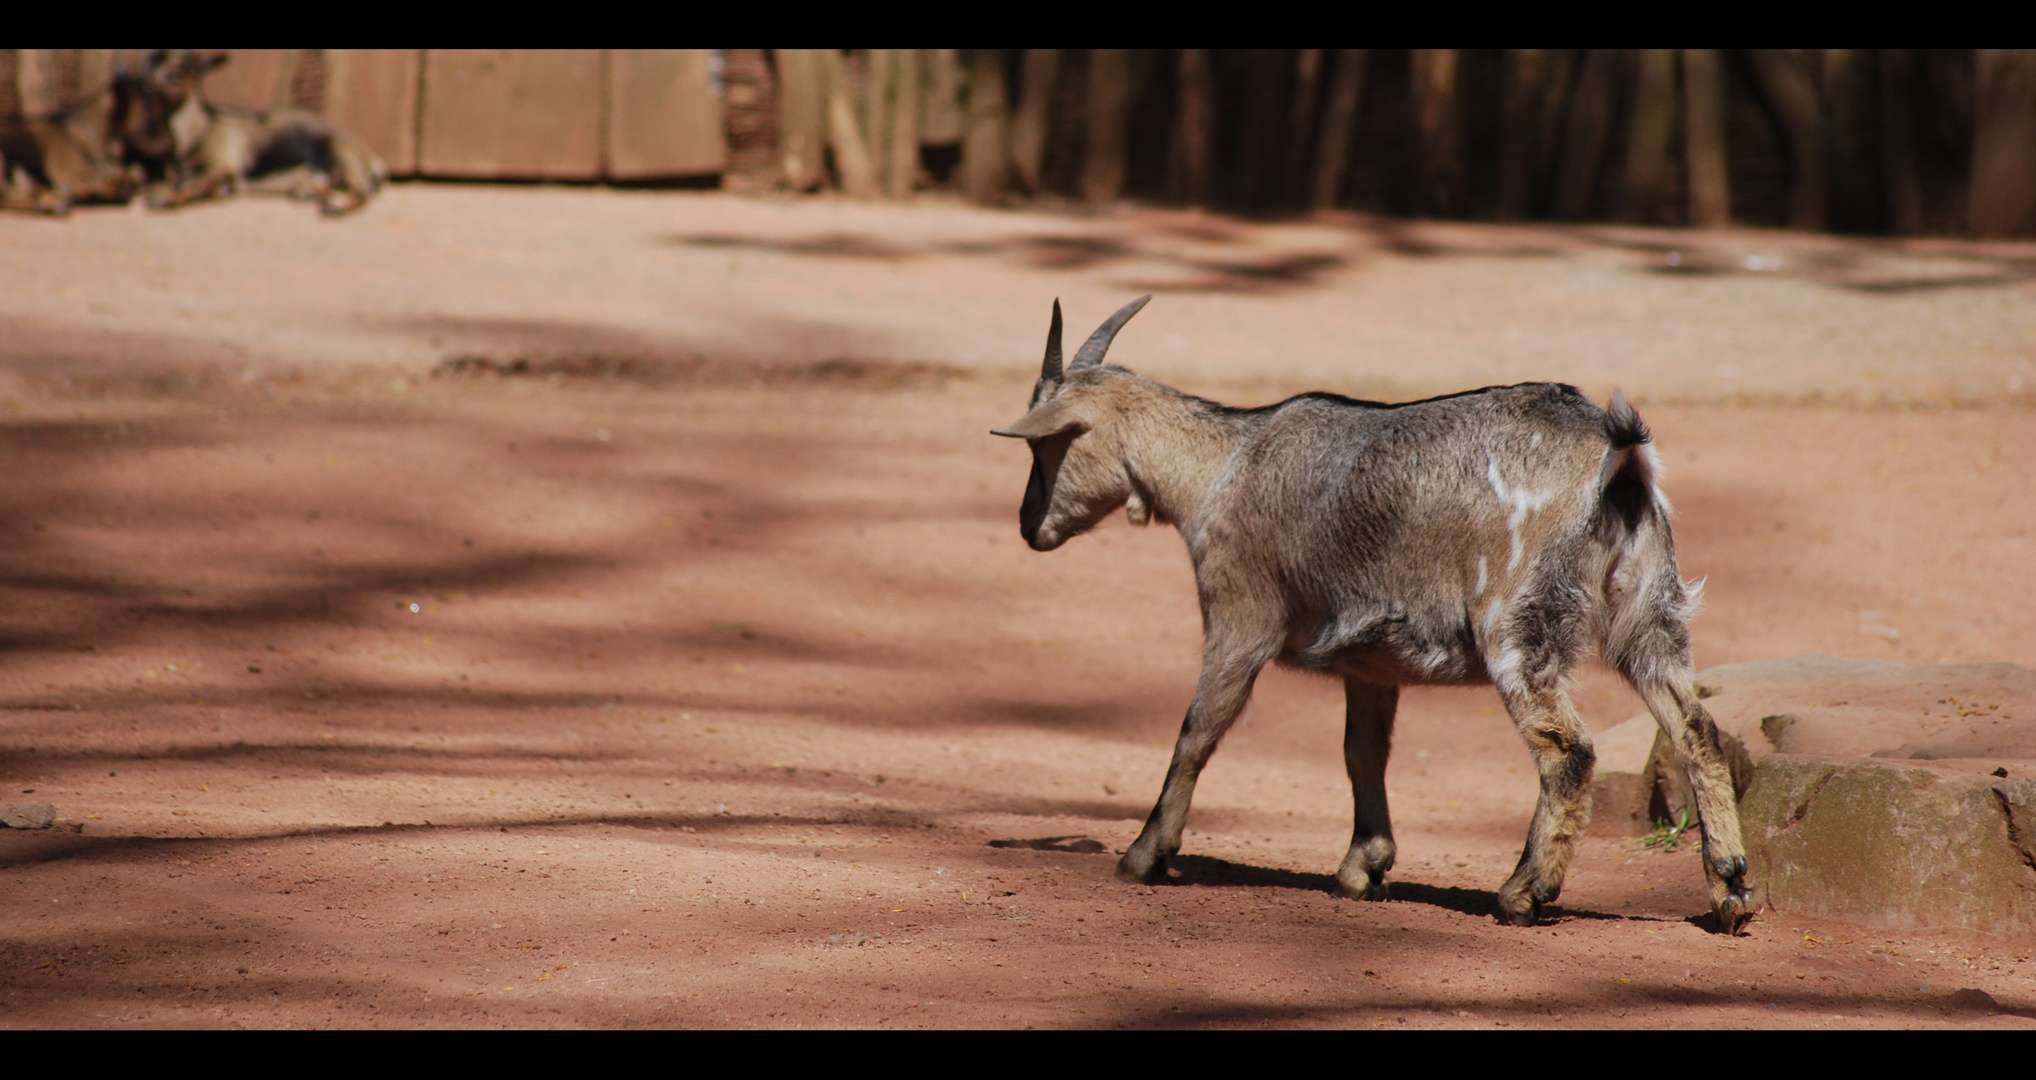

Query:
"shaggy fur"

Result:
[[994, 297, 1753, 931]]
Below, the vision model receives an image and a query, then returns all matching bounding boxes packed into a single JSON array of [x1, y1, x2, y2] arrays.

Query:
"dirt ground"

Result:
[[2, 188, 2033, 1029]]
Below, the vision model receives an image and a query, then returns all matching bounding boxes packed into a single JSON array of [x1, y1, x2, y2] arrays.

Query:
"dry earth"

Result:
[[0, 187, 2032, 1029]]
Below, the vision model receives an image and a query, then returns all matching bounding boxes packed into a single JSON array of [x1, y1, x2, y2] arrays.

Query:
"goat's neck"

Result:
[[1117, 387, 1241, 537]]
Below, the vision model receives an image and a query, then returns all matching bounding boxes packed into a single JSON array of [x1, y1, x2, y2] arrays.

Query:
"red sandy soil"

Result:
[[1, 189, 2032, 1029]]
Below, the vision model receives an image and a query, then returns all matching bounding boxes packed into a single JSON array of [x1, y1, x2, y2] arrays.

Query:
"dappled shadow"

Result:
[[987, 835, 1108, 854], [659, 227, 1344, 296]]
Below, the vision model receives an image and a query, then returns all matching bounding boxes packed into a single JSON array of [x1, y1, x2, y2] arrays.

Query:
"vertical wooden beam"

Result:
[[1744, 49, 1829, 231], [775, 49, 827, 192], [1551, 50, 1619, 221], [1878, 50, 1925, 235], [1080, 49, 1131, 203], [1284, 49, 1322, 206], [1620, 49, 1678, 222], [818, 49, 878, 198], [1681, 49, 1733, 228], [888, 50, 922, 199], [861, 50, 894, 194], [1171, 49, 1213, 207], [1497, 49, 1544, 218], [1311, 49, 1367, 211], [920, 49, 966, 148], [1970, 49, 2036, 237], [1411, 49, 1460, 215], [963, 49, 1009, 203], [1009, 49, 1058, 194]]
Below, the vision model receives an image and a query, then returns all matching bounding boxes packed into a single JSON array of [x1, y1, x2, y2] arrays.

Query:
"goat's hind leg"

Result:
[[1334, 679, 1399, 900], [1494, 685, 1595, 926], [1631, 670, 1752, 931]]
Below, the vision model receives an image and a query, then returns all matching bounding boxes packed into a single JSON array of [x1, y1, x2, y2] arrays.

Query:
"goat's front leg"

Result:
[[1495, 685, 1595, 926], [1116, 633, 1275, 884], [1334, 679, 1399, 900]]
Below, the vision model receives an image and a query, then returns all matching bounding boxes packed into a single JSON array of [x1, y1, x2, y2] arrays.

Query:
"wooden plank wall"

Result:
[[5, 48, 727, 182]]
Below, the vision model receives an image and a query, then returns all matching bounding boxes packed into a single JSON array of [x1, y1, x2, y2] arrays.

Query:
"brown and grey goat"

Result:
[[111, 50, 386, 215], [992, 297, 1753, 931]]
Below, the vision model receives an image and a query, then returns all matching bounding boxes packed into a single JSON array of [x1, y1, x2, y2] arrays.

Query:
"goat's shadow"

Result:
[[1160, 854, 1649, 925]]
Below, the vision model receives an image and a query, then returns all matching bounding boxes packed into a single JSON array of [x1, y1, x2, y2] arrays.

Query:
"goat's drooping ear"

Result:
[[1068, 294, 1152, 371], [990, 398, 1087, 440], [1040, 299, 1065, 384]]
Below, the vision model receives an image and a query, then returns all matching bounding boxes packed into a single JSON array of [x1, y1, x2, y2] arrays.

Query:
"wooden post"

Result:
[[818, 49, 878, 198], [1171, 49, 1213, 207], [1009, 49, 1058, 194], [920, 49, 966, 149], [1283, 49, 1322, 206], [1970, 49, 2036, 237], [775, 49, 827, 191], [1311, 49, 1367, 211], [861, 50, 894, 194], [1744, 49, 1829, 231], [1551, 50, 1619, 221], [888, 50, 922, 199], [1681, 49, 1732, 228], [1878, 50, 1925, 235], [1823, 49, 1873, 231], [963, 49, 1009, 203], [1497, 49, 1543, 218], [1411, 49, 1459, 215], [1080, 49, 1131, 203], [1620, 49, 1678, 222]]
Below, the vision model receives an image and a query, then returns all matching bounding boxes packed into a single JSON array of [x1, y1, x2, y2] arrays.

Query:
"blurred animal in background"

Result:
[[111, 50, 386, 215], [0, 104, 139, 215]]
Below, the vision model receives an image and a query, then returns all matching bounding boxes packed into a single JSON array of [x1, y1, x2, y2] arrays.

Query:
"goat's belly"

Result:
[[1284, 636, 1489, 687]]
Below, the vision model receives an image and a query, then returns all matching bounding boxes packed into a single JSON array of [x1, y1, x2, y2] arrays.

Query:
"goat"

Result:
[[111, 50, 386, 216], [991, 297, 1753, 931]]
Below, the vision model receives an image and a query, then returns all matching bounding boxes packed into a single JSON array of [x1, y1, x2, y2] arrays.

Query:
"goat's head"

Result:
[[991, 296, 1151, 551]]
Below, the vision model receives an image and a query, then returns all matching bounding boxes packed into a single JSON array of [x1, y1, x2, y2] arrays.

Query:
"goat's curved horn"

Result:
[[1040, 299, 1065, 383], [1069, 295, 1152, 370]]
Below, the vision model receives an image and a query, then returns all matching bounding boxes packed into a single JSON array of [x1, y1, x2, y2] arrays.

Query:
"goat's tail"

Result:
[[1595, 392, 1701, 689]]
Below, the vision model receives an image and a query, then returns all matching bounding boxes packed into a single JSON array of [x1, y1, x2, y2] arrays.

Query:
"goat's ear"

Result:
[[990, 399, 1087, 440]]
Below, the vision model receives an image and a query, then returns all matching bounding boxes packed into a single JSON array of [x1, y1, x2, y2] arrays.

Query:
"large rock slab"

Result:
[[1587, 656, 2036, 935]]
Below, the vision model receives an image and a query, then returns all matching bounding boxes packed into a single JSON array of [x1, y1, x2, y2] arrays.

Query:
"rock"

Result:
[[1587, 655, 2036, 935], [1587, 715, 1661, 836], [0, 802, 57, 829], [1741, 756, 2036, 935]]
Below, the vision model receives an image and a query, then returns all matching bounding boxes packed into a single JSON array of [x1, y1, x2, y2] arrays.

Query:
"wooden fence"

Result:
[[3, 49, 726, 181], [7, 49, 2034, 236]]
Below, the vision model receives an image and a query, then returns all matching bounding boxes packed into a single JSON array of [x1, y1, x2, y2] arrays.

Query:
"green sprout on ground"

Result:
[[1641, 805, 1697, 851]]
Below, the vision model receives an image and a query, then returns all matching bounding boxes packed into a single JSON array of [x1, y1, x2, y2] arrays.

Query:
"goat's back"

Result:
[[1202, 382, 1634, 682]]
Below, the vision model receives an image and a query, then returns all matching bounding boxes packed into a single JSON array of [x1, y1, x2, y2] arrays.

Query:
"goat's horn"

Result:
[[1041, 299, 1065, 383], [1069, 295, 1152, 370]]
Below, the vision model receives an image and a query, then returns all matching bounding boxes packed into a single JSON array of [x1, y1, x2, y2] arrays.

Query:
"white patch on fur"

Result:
[[1481, 599, 1505, 640], [1487, 459, 1553, 572], [1474, 556, 1488, 597], [1489, 643, 1526, 695]]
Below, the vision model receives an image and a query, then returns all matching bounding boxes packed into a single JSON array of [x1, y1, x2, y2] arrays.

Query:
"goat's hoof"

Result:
[[1713, 892, 1755, 936], [1495, 888, 1541, 927], [1711, 854, 1748, 882], [1114, 851, 1167, 885], [1334, 877, 1388, 902]]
